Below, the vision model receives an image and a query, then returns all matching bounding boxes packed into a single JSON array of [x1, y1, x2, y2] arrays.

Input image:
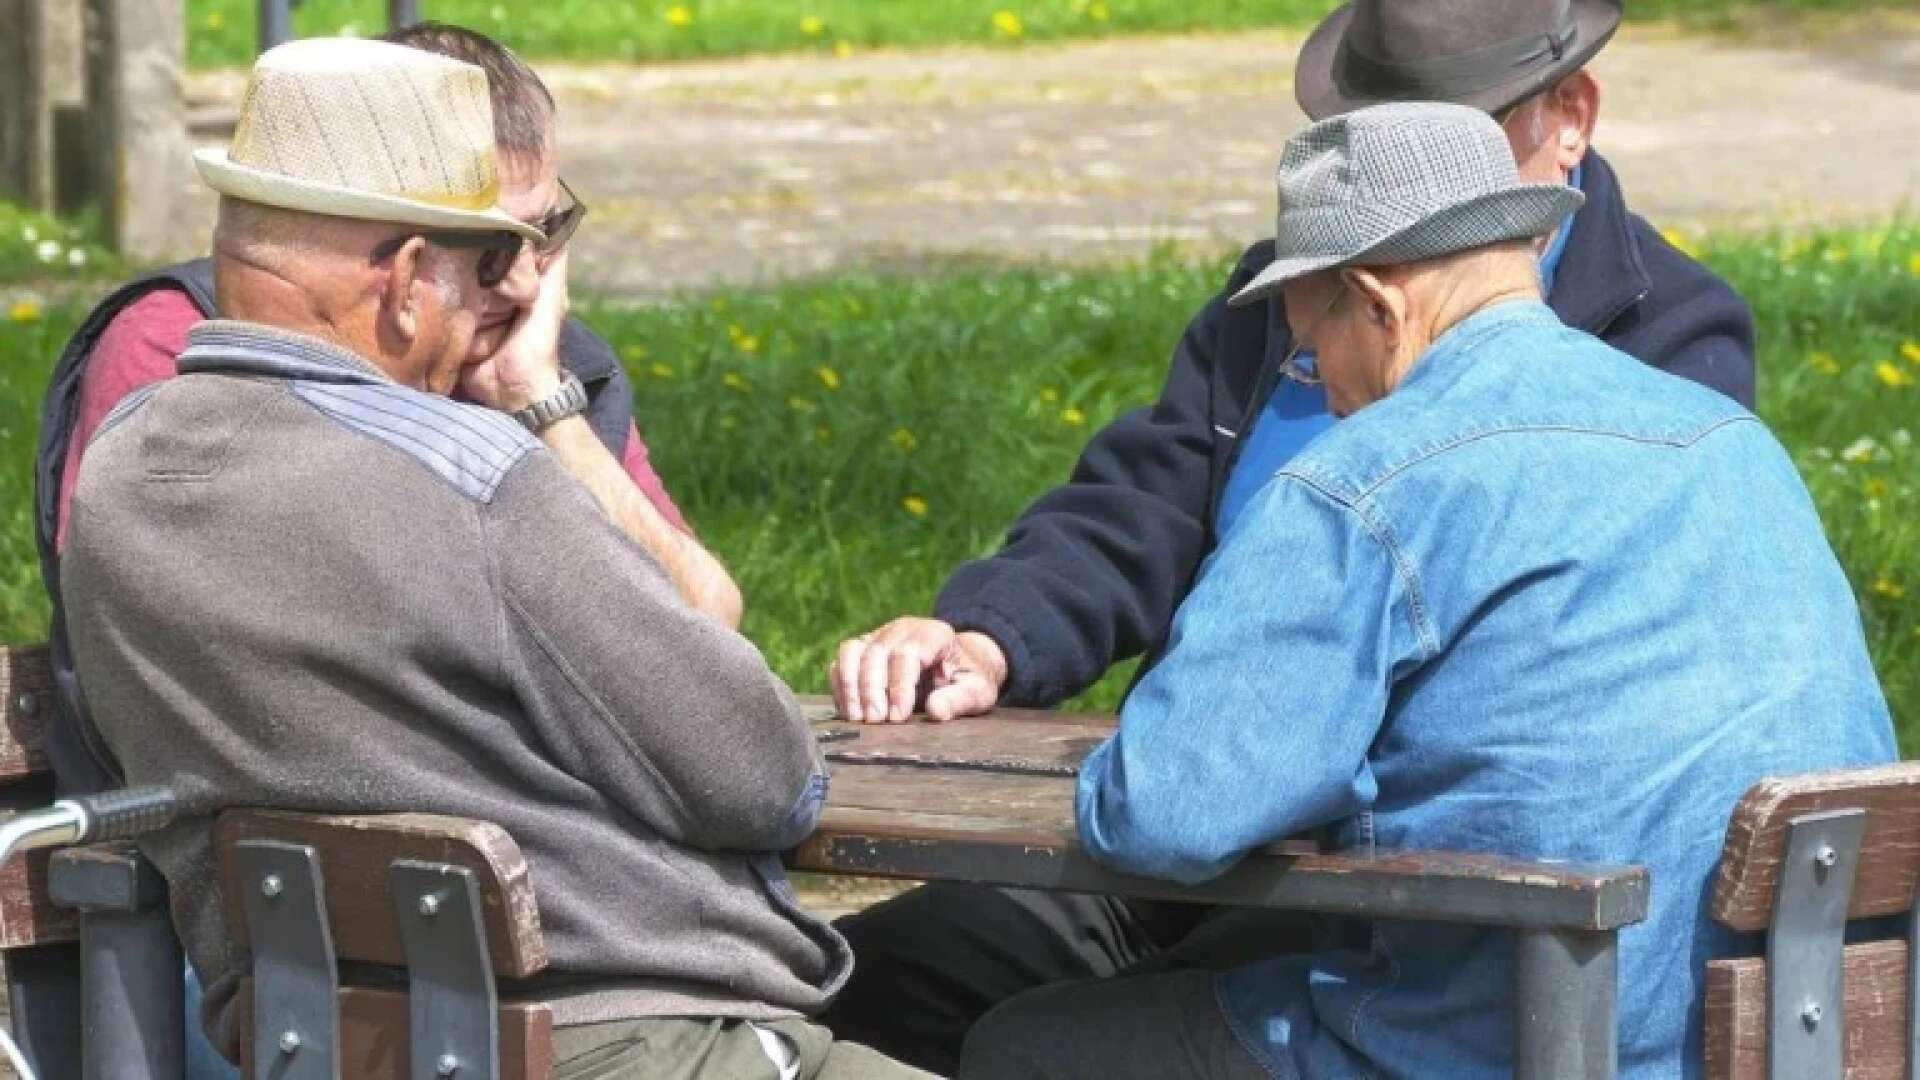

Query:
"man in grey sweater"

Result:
[[60, 38, 928, 1080]]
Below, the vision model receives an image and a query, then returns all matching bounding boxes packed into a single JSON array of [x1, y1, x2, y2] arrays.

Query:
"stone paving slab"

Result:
[[158, 17, 1920, 298]]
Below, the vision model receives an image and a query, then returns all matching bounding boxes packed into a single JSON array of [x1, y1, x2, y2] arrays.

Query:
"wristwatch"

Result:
[[512, 373, 589, 433]]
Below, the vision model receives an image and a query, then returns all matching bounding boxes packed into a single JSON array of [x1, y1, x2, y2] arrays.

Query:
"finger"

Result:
[[887, 648, 921, 724], [925, 673, 998, 722], [858, 643, 893, 725], [832, 638, 867, 722]]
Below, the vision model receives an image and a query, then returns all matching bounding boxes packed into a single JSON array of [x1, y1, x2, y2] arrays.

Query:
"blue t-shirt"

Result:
[[1212, 166, 1583, 538]]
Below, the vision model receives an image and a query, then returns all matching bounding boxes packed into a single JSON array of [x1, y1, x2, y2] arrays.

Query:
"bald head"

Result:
[[212, 196, 489, 396]]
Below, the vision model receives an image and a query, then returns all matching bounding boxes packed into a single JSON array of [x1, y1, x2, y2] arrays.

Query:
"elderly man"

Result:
[[959, 101, 1894, 1080], [60, 39, 929, 1080], [824, 1, 1759, 1069]]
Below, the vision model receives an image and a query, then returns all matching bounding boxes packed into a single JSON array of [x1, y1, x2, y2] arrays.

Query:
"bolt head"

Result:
[[1814, 845, 1838, 869], [419, 893, 441, 917], [278, 1029, 301, 1054], [1802, 1001, 1823, 1028], [261, 874, 284, 899], [436, 1053, 459, 1076], [13, 692, 37, 718]]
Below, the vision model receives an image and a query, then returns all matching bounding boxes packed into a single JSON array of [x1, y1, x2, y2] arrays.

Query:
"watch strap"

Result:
[[512, 372, 589, 433]]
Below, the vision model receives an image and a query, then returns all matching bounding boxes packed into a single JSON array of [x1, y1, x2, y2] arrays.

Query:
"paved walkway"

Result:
[[165, 17, 1920, 298]]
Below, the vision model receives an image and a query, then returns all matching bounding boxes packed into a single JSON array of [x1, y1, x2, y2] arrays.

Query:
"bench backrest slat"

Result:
[[1704, 938, 1907, 1079], [1711, 763, 1920, 933], [215, 810, 548, 979], [0, 643, 55, 783]]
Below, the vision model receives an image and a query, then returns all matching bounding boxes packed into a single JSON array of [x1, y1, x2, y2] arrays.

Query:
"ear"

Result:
[[1342, 267, 1405, 340], [1550, 69, 1600, 173], [378, 236, 431, 346]]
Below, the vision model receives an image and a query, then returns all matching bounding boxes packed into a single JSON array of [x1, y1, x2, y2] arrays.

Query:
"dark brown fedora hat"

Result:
[[1295, 0, 1622, 120]]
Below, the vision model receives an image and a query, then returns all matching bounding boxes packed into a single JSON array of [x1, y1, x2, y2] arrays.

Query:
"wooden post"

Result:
[[0, 0, 55, 210], [83, 0, 193, 262]]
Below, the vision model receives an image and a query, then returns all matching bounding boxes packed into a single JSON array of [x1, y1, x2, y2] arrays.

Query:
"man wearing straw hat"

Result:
[[59, 38, 930, 1080], [952, 102, 1894, 1079]]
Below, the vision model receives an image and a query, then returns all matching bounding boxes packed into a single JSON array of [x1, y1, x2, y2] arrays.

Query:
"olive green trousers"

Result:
[[554, 1015, 941, 1080]]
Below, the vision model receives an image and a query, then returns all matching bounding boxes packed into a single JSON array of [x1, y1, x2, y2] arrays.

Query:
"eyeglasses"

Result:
[[369, 229, 525, 289], [1279, 282, 1349, 387], [532, 178, 588, 266]]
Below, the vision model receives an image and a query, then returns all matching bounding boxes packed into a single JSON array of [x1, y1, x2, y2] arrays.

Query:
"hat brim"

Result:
[[1227, 182, 1584, 307], [1294, 0, 1622, 122], [195, 149, 546, 243]]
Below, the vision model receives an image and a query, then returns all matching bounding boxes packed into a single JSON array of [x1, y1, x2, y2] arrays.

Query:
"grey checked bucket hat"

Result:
[[1228, 101, 1583, 308]]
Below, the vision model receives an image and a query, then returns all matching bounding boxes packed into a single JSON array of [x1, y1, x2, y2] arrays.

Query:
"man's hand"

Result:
[[831, 618, 1008, 724], [461, 249, 571, 413]]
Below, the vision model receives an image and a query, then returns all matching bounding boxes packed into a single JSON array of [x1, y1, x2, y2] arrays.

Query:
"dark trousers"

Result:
[[820, 883, 1346, 1077]]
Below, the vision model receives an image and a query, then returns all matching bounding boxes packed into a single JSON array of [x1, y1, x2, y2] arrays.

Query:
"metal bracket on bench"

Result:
[[236, 840, 339, 1080], [1767, 808, 1864, 1080], [392, 860, 499, 1080]]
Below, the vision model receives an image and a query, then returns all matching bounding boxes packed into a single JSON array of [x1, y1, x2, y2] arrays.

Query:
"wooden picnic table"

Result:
[[784, 695, 1647, 1080]]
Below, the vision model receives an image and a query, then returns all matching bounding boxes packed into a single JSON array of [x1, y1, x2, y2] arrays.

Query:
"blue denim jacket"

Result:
[[1076, 300, 1895, 1079]]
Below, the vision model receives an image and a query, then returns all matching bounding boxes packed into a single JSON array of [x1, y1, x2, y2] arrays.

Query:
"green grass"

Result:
[[3, 226, 1916, 745], [182, 0, 1906, 68], [0, 203, 118, 286]]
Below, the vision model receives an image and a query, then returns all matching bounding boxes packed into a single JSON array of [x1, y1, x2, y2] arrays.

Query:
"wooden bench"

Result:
[[1705, 763, 1920, 1079]]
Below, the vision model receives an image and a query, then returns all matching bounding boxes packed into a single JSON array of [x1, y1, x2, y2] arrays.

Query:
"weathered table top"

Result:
[[786, 696, 1650, 931]]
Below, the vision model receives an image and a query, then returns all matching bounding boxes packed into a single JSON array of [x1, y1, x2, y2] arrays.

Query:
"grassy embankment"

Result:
[[181, 0, 1906, 67], [3, 222, 1915, 741]]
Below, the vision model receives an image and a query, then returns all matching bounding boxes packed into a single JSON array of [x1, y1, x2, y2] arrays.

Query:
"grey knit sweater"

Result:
[[60, 321, 847, 1052]]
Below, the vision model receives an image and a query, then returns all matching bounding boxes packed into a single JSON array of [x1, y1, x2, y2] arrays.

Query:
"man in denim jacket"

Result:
[[955, 102, 1895, 1080]]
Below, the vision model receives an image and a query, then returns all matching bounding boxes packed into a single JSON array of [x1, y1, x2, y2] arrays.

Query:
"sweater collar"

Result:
[[1546, 150, 1653, 336], [178, 320, 395, 386]]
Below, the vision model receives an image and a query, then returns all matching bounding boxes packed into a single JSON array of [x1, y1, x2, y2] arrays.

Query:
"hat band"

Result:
[[1337, 19, 1579, 102]]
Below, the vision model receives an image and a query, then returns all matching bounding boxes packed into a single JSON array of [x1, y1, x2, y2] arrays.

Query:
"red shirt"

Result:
[[56, 288, 689, 550]]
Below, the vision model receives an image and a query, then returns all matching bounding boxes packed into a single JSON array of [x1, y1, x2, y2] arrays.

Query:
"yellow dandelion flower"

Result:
[[1908, 253, 1920, 277], [665, 4, 694, 28], [722, 371, 750, 392], [1875, 361, 1914, 389], [621, 343, 648, 361], [1061, 406, 1086, 427], [801, 15, 825, 36], [816, 365, 841, 391], [787, 396, 817, 414], [1821, 245, 1849, 264], [890, 427, 919, 454], [833, 40, 854, 58], [1901, 341, 1920, 366], [1038, 386, 1060, 404], [728, 325, 761, 354], [1087, 1, 1110, 20], [991, 10, 1025, 38], [206, 10, 226, 30], [1873, 576, 1906, 600], [649, 361, 675, 380], [7, 298, 41, 323], [1807, 351, 1840, 376], [1864, 478, 1889, 499], [902, 495, 929, 518], [1659, 227, 1699, 260]]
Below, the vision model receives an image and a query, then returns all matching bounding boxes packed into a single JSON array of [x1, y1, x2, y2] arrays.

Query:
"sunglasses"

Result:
[[532, 178, 588, 267], [369, 229, 526, 289]]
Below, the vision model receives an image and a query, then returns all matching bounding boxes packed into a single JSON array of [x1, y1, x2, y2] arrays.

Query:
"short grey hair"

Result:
[[379, 22, 554, 162]]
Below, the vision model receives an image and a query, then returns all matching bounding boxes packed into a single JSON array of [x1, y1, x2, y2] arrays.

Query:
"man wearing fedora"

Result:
[[825, 0, 1760, 1071], [59, 38, 930, 1080], [959, 102, 1892, 1079]]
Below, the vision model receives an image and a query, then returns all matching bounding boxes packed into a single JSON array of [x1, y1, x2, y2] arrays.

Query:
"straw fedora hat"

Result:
[[194, 37, 543, 242], [1228, 102, 1582, 307]]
